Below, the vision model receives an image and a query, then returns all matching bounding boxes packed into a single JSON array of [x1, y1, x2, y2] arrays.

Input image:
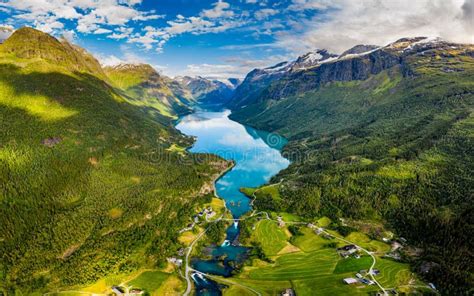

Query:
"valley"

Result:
[[0, 26, 472, 296]]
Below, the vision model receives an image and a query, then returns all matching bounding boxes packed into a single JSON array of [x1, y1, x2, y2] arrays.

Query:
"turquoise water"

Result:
[[176, 110, 289, 295], [177, 110, 289, 218]]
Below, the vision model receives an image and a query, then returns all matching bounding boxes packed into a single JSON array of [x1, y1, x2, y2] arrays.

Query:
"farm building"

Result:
[[337, 244, 359, 257], [343, 278, 358, 285], [281, 288, 296, 296]]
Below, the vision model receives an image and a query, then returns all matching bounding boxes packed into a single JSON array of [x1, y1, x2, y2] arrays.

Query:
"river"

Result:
[[176, 109, 289, 295]]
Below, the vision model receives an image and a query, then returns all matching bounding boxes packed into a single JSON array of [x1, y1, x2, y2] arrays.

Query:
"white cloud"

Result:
[[62, 29, 77, 41], [0, 24, 14, 40], [129, 1, 246, 52], [98, 54, 125, 66], [107, 27, 134, 39], [288, 0, 333, 11], [93, 28, 112, 34], [97, 48, 167, 73], [178, 63, 243, 79], [254, 8, 278, 20], [276, 0, 474, 54], [36, 20, 64, 33], [200, 1, 234, 19], [171, 53, 290, 80], [0, 0, 163, 36]]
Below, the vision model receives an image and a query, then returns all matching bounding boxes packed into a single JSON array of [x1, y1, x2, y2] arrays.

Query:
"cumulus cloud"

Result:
[[254, 8, 278, 20], [128, 1, 245, 52], [0, 0, 162, 38], [200, 1, 234, 19], [276, 0, 474, 54], [97, 47, 167, 72], [172, 53, 290, 80]]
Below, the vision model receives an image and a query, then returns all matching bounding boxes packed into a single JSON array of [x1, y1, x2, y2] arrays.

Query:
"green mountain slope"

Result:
[[104, 63, 194, 118], [2, 27, 107, 79], [230, 38, 474, 294], [0, 28, 227, 293]]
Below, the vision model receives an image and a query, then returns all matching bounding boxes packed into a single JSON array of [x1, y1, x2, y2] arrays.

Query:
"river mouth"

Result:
[[176, 109, 289, 294]]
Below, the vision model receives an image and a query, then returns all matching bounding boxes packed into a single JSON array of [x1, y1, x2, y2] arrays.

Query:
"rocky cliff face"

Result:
[[229, 37, 474, 109], [229, 49, 341, 109]]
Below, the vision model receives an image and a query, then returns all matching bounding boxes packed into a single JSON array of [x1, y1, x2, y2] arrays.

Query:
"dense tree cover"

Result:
[[0, 31, 226, 293], [205, 220, 227, 245], [237, 48, 474, 294]]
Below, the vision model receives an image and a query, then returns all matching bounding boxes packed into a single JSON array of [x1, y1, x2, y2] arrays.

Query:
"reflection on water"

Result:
[[176, 110, 289, 295], [177, 110, 290, 218]]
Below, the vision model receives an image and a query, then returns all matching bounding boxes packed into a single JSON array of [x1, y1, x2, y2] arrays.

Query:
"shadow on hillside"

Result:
[[0, 63, 179, 137]]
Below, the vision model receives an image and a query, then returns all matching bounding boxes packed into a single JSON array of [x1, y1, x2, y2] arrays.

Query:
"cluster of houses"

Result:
[[308, 223, 334, 239], [192, 207, 216, 224], [198, 206, 216, 220], [342, 269, 380, 286], [167, 256, 183, 267], [337, 244, 361, 259], [180, 207, 217, 233]]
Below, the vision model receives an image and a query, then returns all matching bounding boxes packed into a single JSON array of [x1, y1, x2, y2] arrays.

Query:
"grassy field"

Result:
[[128, 271, 171, 293], [251, 220, 288, 256], [232, 217, 427, 295]]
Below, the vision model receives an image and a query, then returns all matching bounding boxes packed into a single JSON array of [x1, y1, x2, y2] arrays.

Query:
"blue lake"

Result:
[[176, 110, 289, 295], [177, 110, 289, 218]]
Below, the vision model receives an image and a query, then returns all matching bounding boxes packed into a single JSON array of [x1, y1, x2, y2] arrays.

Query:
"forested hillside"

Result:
[[104, 63, 194, 118], [230, 38, 474, 294], [0, 27, 228, 293]]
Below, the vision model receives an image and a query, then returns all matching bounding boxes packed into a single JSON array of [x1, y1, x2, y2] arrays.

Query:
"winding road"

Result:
[[182, 210, 389, 296]]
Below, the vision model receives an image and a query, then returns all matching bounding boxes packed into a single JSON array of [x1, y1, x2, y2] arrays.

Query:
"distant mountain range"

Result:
[[175, 76, 240, 109]]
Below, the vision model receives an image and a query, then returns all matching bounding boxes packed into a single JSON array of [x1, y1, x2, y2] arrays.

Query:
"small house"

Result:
[[112, 286, 124, 295], [338, 244, 358, 257], [129, 289, 144, 295], [281, 288, 295, 296], [343, 278, 358, 285], [370, 269, 380, 275]]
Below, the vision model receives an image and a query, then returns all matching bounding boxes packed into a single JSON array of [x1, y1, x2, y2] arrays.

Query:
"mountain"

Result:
[[228, 37, 474, 294], [2, 27, 106, 78], [0, 28, 228, 293], [104, 63, 194, 117], [176, 76, 238, 108], [340, 44, 379, 57], [227, 62, 291, 109], [228, 49, 339, 109]]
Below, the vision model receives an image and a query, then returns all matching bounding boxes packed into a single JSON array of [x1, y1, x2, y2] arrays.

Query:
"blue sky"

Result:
[[0, 0, 472, 79]]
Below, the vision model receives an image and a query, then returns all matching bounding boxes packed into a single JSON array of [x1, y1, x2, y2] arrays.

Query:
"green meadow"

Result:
[[225, 217, 427, 296]]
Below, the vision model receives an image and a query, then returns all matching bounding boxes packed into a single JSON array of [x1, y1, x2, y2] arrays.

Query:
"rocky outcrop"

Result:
[[340, 44, 379, 57]]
